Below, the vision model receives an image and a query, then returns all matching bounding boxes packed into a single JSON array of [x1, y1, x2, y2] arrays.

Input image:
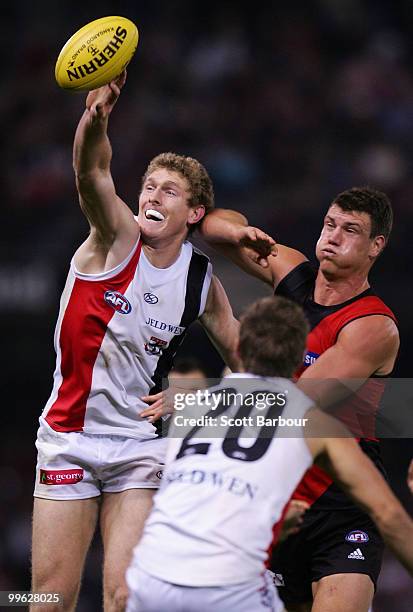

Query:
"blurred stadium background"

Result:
[[1, 0, 412, 609]]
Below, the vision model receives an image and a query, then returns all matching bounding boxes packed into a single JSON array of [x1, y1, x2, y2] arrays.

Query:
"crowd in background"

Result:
[[1, 1, 412, 609]]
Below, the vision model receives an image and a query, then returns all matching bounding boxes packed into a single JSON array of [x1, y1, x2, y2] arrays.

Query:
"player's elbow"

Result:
[[74, 167, 101, 184], [74, 168, 107, 197]]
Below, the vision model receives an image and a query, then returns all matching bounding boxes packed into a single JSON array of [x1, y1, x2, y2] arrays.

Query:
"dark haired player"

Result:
[[200, 187, 399, 612], [126, 296, 413, 612]]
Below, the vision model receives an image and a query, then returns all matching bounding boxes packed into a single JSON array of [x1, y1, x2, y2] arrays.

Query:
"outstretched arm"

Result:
[[200, 208, 307, 288], [73, 71, 138, 268], [199, 275, 241, 372]]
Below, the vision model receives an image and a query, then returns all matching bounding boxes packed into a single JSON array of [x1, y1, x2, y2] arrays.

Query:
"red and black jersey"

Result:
[[275, 261, 397, 510]]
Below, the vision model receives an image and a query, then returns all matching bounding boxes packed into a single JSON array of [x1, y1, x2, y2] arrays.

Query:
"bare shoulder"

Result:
[[74, 213, 140, 274], [338, 314, 399, 356], [334, 314, 399, 376], [300, 313, 399, 380]]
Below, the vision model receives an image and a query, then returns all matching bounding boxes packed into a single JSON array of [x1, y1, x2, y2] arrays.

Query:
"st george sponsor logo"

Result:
[[304, 351, 319, 367], [104, 290, 132, 314], [345, 530, 369, 543], [40, 469, 84, 485]]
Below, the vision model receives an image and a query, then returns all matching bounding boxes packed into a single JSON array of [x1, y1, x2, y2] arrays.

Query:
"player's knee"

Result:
[[31, 570, 79, 611]]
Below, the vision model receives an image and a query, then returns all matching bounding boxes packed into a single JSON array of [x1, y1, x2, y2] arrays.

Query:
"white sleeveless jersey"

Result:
[[134, 374, 314, 586], [41, 239, 212, 439]]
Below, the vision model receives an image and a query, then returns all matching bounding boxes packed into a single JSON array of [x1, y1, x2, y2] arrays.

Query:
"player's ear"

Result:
[[188, 205, 205, 226], [369, 234, 386, 258]]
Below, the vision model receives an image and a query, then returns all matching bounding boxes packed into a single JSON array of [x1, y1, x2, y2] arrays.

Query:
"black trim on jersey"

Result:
[[149, 249, 210, 435], [275, 261, 316, 305], [275, 261, 379, 330]]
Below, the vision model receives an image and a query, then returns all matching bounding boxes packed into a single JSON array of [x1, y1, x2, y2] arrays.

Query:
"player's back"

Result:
[[134, 374, 314, 586]]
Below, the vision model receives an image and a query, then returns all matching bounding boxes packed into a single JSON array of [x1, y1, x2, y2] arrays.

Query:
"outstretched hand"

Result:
[[86, 70, 127, 121], [235, 226, 277, 268]]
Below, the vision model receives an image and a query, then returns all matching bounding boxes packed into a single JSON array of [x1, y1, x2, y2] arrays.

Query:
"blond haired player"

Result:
[[30, 71, 259, 612], [126, 296, 413, 612]]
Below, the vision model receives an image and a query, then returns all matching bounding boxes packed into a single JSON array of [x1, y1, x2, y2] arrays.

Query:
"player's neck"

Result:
[[314, 272, 370, 306], [142, 239, 184, 269]]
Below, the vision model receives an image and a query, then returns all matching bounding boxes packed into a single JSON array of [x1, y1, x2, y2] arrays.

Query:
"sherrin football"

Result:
[[55, 16, 139, 91]]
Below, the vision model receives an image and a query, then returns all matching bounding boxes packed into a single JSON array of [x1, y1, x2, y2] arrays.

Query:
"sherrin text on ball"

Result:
[[55, 16, 139, 91]]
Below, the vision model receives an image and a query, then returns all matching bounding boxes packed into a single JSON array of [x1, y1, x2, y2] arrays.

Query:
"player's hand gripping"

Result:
[[86, 70, 127, 122], [278, 500, 310, 543], [234, 226, 277, 268], [141, 390, 174, 423]]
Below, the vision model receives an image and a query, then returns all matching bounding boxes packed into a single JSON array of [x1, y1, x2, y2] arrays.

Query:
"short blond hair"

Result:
[[142, 152, 214, 218]]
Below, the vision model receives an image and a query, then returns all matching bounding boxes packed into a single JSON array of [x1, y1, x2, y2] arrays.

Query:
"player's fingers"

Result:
[[249, 227, 275, 245], [109, 81, 121, 98], [290, 500, 310, 510], [141, 392, 163, 404], [141, 408, 162, 420], [257, 257, 269, 268], [115, 69, 127, 88], [141, 399, 163, 413], [257, 231, 276, 245], [147, 411, 162, 423], [244, 248, 261, 264], [246, 227, 258, 241]]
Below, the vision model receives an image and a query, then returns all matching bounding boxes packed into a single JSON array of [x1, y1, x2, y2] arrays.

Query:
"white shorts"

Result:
[[126, 566, 282, 612], [34, 421, 167, 500]]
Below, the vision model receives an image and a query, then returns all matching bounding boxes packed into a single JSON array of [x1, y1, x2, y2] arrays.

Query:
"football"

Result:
[[55, 16, 139, 91]]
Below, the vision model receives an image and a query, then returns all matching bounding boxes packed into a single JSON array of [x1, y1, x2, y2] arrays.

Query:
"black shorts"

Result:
[[270, 507, 384, 606]]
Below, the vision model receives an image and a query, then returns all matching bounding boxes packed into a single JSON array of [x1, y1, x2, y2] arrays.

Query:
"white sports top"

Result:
[[41, 239, 212, 439], [135, 374, 314, 585]]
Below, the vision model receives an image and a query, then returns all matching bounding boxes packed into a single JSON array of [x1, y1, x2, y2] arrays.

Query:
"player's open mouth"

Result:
[[145, 209, 165, 222]]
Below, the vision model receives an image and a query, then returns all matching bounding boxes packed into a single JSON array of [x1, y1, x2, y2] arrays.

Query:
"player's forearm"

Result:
[[73, 109, 112, 178], [375, 503, 413, 575], [200, 209, 248, 245]]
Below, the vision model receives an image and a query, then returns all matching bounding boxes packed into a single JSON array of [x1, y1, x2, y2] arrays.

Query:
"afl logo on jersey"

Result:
[[144, 292, 159, 304], [345, 530, 369, 544], [104, 290, 132, 314]]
